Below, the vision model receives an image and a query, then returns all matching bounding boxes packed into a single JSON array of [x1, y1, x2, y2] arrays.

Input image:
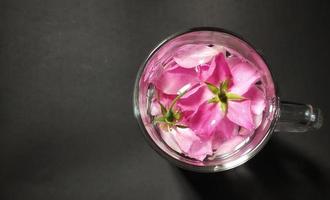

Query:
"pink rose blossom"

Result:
[[150, 44, 266, 161]]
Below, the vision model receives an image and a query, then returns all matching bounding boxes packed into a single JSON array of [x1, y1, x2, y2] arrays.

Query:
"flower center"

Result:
[[205, 80, 245, 113], [153, 91, 188, 129], [218, 92, 227, 103], [165, 110, 176, 123]]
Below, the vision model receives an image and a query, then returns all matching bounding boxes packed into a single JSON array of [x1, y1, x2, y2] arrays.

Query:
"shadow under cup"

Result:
[[134, 28, 279, 172]]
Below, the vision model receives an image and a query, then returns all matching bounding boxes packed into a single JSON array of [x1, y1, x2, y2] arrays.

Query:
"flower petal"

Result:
[[160, 130, 182, 154], [170, 127, 200, 153], [152, 89, 198, 123], [230, 62, 260, 95], [227, 100, 254, 130], [188, 138, 213, 161], [151, 91, 174, 112], [197, 62, 215, 82], [173, 44, 220, 68], [188, 101, 224, 139], [239, 127, 253, 136], [226, 55, 241, 68], [244, 86, 266, 115], [213, 136, 247, 156], [163, 62, 181, 71], [166, 127, 213, 161], [177, 85, 213, 112], [212, 117, 239, 150], [154, 67, 198, 95], [216, 117, 239, 140], [239, 114, 263, 136], [150, 99, 161, 116], [206, 53, 232, 85], [254, 113, 263, 128]]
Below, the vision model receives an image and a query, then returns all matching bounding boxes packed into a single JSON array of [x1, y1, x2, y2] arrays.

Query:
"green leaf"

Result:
[[220, 79, 229, 91], [205, 82, 219, 94], [226, 93, 245, 101], [220, 102, 228, 113], [173, 111, 181, 120], [154, 116, 166, 123], [176, 124, 188, 128], [207, 96, 219, 103], [158, 102, 167, 115]]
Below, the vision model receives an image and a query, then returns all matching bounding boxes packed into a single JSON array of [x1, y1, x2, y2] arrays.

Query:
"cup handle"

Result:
[[274, 101, 323, 132]]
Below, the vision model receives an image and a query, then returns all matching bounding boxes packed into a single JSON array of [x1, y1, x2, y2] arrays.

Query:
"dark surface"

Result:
[[1, 0, 330, 199]]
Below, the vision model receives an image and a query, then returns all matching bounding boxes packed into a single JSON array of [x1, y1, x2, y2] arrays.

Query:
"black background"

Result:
[[1, 0, 330, 199]]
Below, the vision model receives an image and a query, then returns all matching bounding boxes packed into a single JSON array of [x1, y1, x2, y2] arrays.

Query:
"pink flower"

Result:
[[188, 54, 261, 134], [151, 47, 266, 161]]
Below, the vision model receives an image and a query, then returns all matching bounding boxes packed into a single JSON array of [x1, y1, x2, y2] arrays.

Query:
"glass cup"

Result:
[[133, 27, 323, 172]]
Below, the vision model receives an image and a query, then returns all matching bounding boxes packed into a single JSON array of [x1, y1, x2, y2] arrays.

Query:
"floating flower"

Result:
[[153, 89, 213, 160], [150, 44, 266, 161], [153, 90, 188, 130]]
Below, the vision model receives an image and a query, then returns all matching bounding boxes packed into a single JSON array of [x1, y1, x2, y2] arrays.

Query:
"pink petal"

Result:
[[160, 130, 182, 154], [213, 136, 247, 156], [157, 91, 175, 106], [244, 86, 266, 115], [173, 44, 220, 68], [239, 127, 253, 136], [197, 62, 215, 82], [171, 127, 199, 153], [239, 114, 263, 136], [212, 117, 239, 150], [253, 113, 263, 128], [188, 138, 213, 161], [215, 117, 239, 140], [154, 67, 198, 95], [206, 53, 232, 85], [229, 62, 261, 95], [150, 100, 161, 116], [211, 131, 222, 151], [152, 89, 198, 123], [164, 62, 181, 71], [150, 91, 174, 115], [177, 85, 213, 112], [165, 127, 213, 161], [227, 100, 254, 131], [188, 101, 224, 139], [226, 55, 241, 68]]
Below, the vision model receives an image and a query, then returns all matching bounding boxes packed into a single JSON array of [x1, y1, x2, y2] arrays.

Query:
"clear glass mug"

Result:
[[133, 27, 323, 172]]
